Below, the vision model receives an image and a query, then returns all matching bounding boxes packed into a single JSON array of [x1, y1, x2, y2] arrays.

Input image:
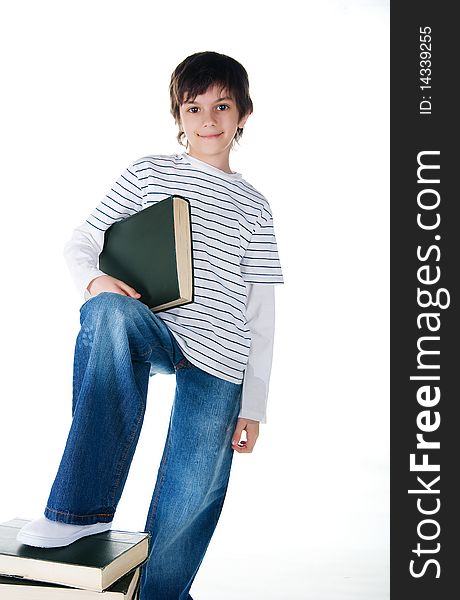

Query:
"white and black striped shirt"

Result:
[[67, 152, 284, 388]]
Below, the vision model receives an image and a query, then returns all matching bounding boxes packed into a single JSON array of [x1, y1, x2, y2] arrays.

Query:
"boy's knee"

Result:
[[80, 292, 141, 323]]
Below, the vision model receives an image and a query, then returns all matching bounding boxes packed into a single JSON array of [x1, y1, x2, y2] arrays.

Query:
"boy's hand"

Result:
[[232, 418, 259, 453], [87, 275, 141, 299]]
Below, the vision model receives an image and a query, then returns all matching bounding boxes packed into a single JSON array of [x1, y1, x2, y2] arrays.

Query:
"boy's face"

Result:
[[179, 84, 249, 164]]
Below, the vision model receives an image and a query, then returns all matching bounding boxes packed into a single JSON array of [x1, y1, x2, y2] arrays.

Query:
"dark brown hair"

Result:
[[169, 51, 253, 148]]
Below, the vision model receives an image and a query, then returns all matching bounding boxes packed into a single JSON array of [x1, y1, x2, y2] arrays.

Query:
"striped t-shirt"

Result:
[[85, 152, 284, 384]]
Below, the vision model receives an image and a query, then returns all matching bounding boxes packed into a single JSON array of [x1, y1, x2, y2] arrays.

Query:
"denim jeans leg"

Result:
[[139, 359, 243, 600], [45, 292, 182, 525]]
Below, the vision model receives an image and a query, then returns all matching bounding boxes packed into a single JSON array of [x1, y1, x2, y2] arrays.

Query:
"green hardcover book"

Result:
[[0, 567, 140, 599], [0, 518, 150, 593], [98, 195, 194, 312]]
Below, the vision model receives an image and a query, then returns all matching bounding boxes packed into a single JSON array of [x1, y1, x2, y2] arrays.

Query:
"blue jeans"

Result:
[[44, 292, 243, 600]]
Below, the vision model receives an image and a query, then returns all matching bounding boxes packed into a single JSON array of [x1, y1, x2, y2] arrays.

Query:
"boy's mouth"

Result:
[[198, 132, 223, 138]]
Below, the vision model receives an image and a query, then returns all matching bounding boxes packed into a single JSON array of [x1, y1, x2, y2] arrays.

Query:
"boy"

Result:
[[16, 51, 284, 599]]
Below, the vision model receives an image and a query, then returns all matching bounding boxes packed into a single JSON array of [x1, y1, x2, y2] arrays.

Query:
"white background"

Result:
[[0, 1, 389, 598]]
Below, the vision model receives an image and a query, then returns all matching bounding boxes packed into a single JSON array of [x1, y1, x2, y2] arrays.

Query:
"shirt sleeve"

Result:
[[238, 283, 276, 424], [63, 161, 144, 300], [240, 207, 284, 285]]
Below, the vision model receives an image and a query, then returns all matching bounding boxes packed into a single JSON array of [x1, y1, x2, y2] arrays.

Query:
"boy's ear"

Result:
[[238, 113, 250, 129]]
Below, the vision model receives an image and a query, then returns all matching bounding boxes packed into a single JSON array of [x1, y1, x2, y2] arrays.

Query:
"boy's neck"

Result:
[[186, 148, 234, 175]]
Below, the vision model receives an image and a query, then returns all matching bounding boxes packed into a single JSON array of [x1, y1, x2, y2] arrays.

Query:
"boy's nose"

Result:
[[200, 111, 217, 125], [201, 119, 217, 128]]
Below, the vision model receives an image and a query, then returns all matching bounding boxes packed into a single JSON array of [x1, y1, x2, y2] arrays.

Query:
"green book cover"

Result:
[[0, 518, 150, 593], [98, 195, 194, 312]]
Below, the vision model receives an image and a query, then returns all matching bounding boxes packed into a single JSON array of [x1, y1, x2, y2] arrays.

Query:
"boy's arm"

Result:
[[63, 220, 108, 300], [63, 161, 144, 300], [238, 283, 275, 424]]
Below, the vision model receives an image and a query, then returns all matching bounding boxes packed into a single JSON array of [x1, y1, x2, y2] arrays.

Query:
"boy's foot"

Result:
[[16, 516, 113, 548]]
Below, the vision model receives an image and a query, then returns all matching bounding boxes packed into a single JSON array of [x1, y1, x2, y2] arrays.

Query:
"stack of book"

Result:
[[0, 518, 151, 599]]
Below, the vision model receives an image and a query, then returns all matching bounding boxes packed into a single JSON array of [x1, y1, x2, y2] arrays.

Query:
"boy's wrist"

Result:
[[87, 276, 101, 293], [86, 273, 107, 293]]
